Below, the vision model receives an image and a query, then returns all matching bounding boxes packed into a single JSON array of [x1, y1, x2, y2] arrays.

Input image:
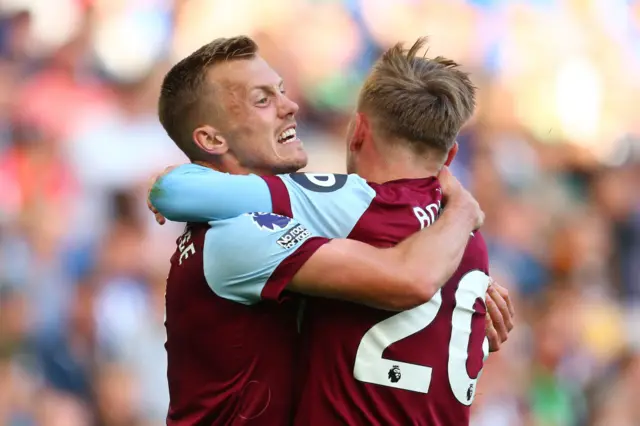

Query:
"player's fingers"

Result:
[[489, 284, 514, 332], [147, 196, 161, 220], [485, 294, 508, 343], [155, 213, 166, 225], [163, 165, 178, 174], [485, 317, 500, 352], [485, 296, 503, 333], [147, 174, 161, 210], [437, 167, 465, 207], [147, 164, 178, 197], [493, 282, 515, 318], [437, 166, 454, 192], [147, 165, 178, 214], [488, 285, 513, 333], [148, 171, 162, 190], [474, 207, 485, 230], [438, 165, 452, 181], [147, 195, 160, 213]]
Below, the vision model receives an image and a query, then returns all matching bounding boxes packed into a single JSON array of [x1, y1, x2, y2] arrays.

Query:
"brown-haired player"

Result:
[[150, 36, 514, 425], [158, 36, 307, 175]]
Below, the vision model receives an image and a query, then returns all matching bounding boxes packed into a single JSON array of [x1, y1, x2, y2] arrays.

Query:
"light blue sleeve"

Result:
[[149, 163, 273, 222], [276, 173, 376, 238], [202, 213, 326, 305]]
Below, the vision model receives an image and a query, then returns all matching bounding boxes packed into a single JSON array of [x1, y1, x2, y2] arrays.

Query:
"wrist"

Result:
[[443, 199, 477, 230]]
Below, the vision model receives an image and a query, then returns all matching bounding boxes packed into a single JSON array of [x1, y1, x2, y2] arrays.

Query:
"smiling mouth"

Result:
[[277, 128, 297, 144]]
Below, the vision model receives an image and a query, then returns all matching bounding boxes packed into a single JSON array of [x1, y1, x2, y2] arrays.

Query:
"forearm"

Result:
[[395, 204, 476, 298], [288, 205, 476, 311], [289, 239, 418, 311], [150, 164, 273, 222]]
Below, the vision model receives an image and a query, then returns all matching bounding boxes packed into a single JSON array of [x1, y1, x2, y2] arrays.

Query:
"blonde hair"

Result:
[[358, 37, 476, 154]]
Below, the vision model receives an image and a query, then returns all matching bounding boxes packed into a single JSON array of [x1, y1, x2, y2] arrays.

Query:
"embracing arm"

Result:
[[149, 164, 273, 222], [160, 164, 486, 312], [289, 200, 477, 310], [208, 202, 476, 311]]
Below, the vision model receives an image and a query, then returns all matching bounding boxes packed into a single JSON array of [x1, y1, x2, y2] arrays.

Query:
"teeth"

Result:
[[278, 128, 296, 142]]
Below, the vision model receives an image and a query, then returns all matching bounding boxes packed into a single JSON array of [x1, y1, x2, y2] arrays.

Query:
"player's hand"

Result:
[[147, 165, 178, 225], [485, 280, 514, 352], [438, 166, 484, 229]]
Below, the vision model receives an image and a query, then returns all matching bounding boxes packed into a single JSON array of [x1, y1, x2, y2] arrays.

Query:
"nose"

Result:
[[278, 93, 299, 118]]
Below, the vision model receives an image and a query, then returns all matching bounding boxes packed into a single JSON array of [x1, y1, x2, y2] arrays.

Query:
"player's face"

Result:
[[211, 56, 307, 175]]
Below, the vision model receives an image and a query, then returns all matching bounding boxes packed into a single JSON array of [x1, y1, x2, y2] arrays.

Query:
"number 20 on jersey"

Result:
[[353, 270, 491, 405]]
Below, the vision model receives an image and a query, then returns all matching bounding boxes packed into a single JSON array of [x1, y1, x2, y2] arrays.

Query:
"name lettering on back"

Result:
[[178, 230, 196, 265], [413, 200, 442, 229]]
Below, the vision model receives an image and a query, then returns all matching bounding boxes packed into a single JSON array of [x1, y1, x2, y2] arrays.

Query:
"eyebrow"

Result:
[[251, 80, 285, 93]]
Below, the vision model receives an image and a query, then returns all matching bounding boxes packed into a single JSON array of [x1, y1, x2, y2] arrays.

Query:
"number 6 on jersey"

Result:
[[353, 270, 491, 404]]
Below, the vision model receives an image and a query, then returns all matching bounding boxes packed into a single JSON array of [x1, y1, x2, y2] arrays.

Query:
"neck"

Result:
[[358, 146, 443, 184]]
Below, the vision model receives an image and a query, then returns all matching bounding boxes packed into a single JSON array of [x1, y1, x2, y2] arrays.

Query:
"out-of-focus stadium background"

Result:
[[0, 0, 639, 425]]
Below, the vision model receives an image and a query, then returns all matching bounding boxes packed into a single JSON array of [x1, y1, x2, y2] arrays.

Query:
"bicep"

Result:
[[151, 164, 273, 222]]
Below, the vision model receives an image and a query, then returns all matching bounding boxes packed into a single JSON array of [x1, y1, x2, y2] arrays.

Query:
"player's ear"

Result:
[[193, 125, 229, 156], [348, 112, 367, 152], [444, 141, 458, 166]]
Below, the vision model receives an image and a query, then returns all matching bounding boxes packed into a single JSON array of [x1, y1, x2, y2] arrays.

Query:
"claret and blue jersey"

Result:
[[156, 164, 490, 426]]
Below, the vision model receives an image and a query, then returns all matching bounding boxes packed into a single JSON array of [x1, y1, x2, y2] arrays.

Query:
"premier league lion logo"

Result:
[[467, 383, 474, 401], [248, 212, 291, 231], [388, 365, 401, 383]]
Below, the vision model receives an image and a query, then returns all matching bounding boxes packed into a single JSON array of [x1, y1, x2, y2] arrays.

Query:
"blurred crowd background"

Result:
[[0, 0, 639, 425]]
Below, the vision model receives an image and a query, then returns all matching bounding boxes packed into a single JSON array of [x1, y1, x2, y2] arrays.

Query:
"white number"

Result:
[[306, 173, 336, 187], [448, 272, 490, 404], [163, 287, 168, 344], [353, 270, 490, 404], [289, 173, 348, 192], [163, 300, 168, 344], [353, 291, 442, 393]]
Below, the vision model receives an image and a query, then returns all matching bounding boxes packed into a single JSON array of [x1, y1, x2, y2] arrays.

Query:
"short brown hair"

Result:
[[158, 36, 258, 160], [358, 37, 475, 154]]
